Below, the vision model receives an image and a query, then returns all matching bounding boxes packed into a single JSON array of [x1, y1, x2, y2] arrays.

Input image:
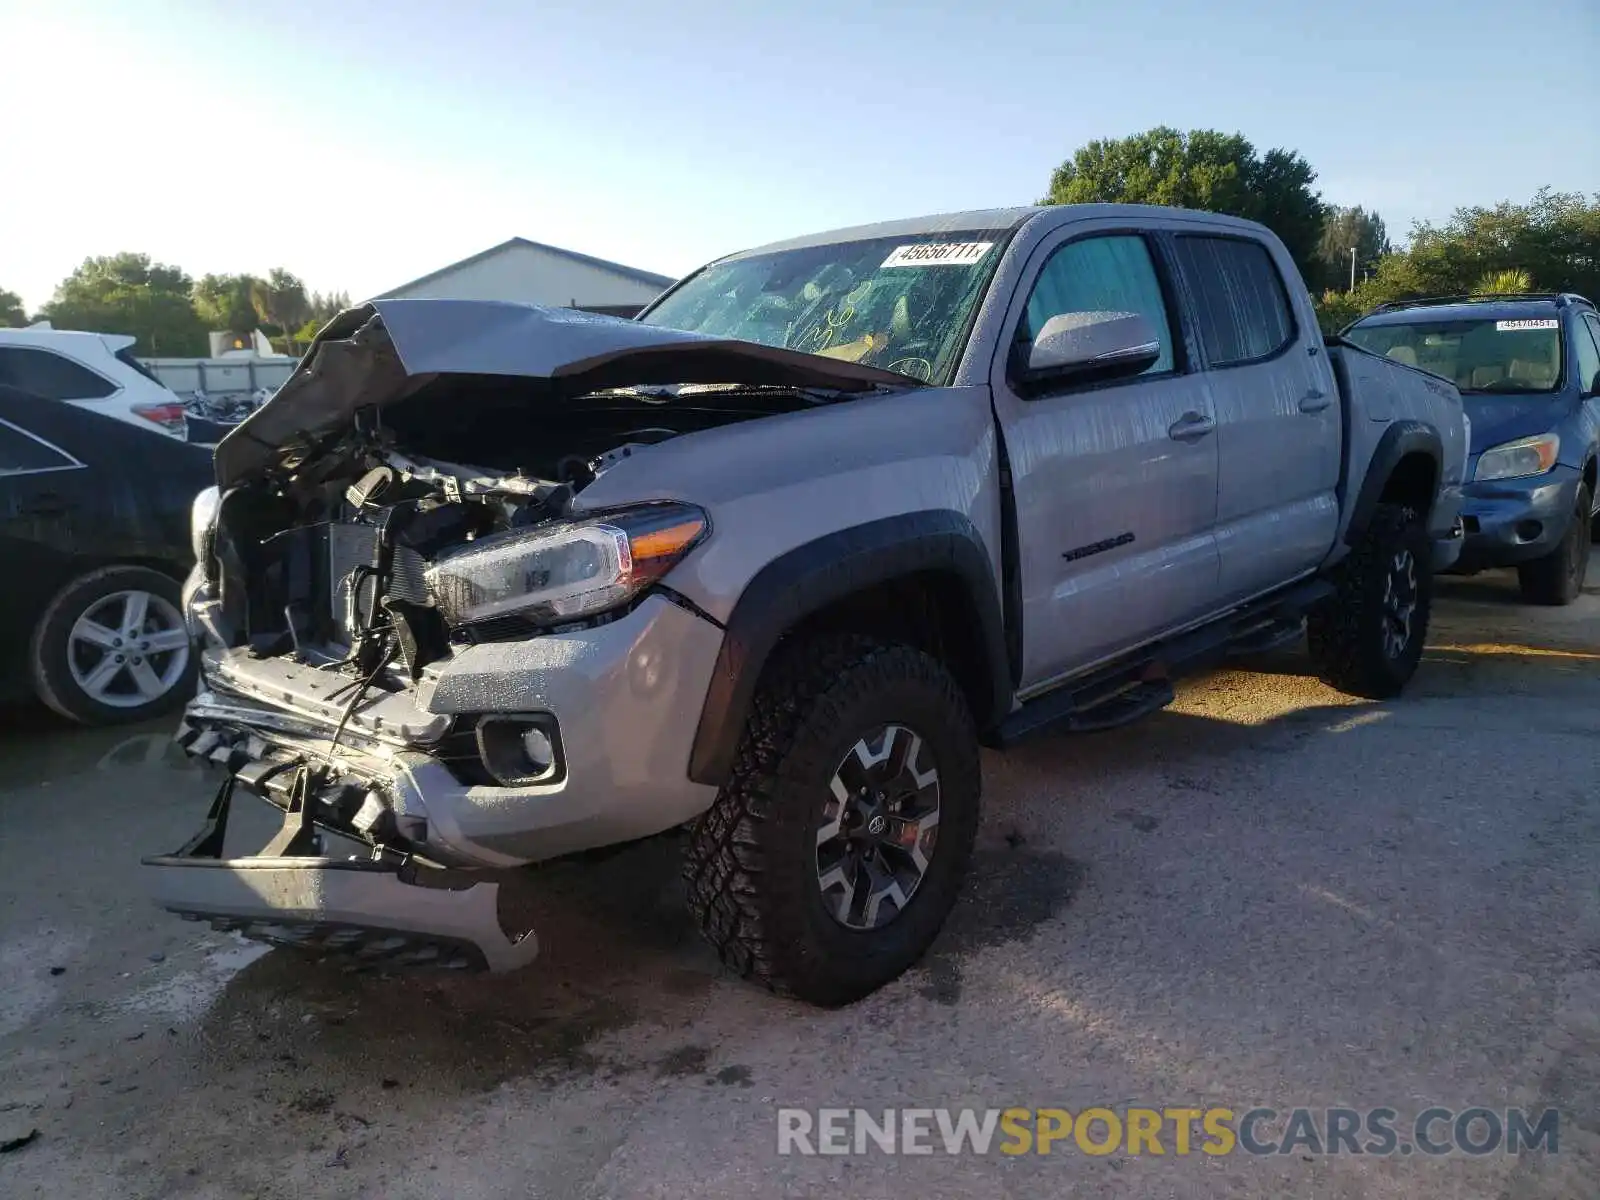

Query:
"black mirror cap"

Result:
[[1012, 343, 1161, 396]]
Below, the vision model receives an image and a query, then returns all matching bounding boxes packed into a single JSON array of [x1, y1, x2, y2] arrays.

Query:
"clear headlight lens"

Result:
[[1474, 433, 1559, 482], [190, 485, 221, 562], [425, 503, 708, 628]]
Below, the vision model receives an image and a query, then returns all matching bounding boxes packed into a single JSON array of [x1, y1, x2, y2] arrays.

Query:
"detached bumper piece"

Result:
[[142, 773, 539, 974]]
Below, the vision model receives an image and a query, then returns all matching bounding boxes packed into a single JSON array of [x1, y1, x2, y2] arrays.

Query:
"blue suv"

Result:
[[1346, 294, 1599, 604]]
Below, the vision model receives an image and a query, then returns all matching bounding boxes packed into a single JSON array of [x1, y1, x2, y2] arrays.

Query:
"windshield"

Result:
[[639, 231, 1010, 386], [1346, 315, 1564, 395]]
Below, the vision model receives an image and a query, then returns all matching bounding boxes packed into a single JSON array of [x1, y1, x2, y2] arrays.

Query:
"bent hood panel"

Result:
[[214, 299, 912, 487]]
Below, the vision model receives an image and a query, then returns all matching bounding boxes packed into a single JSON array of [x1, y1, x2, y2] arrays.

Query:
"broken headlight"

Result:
[[424, 502, 708, 629]]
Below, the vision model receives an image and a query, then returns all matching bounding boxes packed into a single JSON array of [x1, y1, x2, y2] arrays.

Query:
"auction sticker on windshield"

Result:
[[881, 242, 994, 268], [1496, 319, 1559, 331]]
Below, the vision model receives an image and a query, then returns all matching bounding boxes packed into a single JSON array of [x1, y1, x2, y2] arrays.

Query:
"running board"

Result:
[[987, 578, 1333, 748]]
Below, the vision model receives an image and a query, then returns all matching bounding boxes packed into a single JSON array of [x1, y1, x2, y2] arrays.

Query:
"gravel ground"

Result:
[[1, 564, 1596, 1199]]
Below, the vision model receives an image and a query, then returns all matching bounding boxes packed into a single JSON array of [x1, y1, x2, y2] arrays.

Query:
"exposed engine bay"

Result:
[[199, 380, 826, 687]]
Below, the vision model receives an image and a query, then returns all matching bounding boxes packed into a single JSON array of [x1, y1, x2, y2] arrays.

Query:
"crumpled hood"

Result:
[[214, 299, 914, 487], [1461, 394, 1573, 454]]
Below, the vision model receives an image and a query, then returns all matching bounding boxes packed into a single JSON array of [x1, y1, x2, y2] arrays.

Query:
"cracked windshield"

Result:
[[640, 233, 1009, 383]]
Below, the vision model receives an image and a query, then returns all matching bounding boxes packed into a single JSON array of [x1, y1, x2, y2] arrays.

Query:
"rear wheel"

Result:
[[1517, 483, 1591, 606], [1306, 503, 1432, 700], [683, 635, 980, 1007], [29, 565, 197, 725]]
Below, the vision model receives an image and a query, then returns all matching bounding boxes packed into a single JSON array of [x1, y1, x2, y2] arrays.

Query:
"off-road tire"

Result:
[[30, 565, 198, 725], [1517, 483, 1592, 606], [683, 635, 980, 1007], [1306, 503, 1432, 700]]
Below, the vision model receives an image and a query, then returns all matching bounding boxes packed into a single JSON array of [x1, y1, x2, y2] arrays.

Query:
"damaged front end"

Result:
[[145, 299, 907, 972], [147, 772, 539, 973]]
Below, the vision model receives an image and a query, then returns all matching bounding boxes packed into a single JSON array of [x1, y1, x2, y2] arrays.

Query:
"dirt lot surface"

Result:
[[2, 565, 1596, 1199]]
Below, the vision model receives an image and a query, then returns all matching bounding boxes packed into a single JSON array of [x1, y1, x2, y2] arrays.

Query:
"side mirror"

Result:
[[1022, 311, 1161, 386]]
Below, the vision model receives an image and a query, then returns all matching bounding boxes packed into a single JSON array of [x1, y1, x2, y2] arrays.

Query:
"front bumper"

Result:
[[146, 593, 725, 965], [168, 594, 724, 870], [1446, 466, 1581, 572], [143, 777, 540, 973]]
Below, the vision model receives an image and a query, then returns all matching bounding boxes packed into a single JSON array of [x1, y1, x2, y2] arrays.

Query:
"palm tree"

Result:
[[1473, 269, 1534, 295], [251, 270, 312, 353]]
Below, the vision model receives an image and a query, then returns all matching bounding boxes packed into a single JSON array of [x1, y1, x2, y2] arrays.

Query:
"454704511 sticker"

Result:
[[881, 242, 993, 268], [1495, 319, 1559, 331]]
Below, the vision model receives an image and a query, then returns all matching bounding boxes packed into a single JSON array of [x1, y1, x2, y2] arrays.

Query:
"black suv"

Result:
[[1346, 293, 1599, 604]]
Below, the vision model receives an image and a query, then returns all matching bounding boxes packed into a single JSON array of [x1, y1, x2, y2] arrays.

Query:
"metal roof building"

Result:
[[376, 237, 676, 317]]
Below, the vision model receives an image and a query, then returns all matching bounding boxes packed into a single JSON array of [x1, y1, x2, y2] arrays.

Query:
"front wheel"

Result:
[[683, 635, 981, 1007], [1517, 483, 1592, 606], [1306, 504, 1433, 700]]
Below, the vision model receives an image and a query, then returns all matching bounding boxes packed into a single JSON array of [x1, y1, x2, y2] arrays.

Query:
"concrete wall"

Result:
[[142, 356, 297, 396], [381, 243, 669, 309]]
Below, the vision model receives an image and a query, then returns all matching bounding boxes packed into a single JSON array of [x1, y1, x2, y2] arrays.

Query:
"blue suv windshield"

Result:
[[1348, 315, 1564, 396], [640, 232, 1009, 386]]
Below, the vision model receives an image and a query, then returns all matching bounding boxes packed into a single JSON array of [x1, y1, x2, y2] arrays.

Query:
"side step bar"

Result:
[[987, 578, 1333, 748], [142, 774, 539, 974]]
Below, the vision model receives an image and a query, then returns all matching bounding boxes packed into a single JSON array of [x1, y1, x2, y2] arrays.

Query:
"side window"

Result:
[[1174, 236, 1295, 366], [1019, 234, 1175, 376], [1576, 314, 1600, 394], [0, 346, 117, 400], [0, 419, 80, 475]]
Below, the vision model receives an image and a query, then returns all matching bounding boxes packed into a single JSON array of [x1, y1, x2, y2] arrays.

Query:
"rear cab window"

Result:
[[1173, 235, 1296, 366], [0, 346, 118, 401]]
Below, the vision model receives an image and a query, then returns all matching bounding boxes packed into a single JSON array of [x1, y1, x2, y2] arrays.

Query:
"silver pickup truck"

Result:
[[147, 204, 1467, 1006]]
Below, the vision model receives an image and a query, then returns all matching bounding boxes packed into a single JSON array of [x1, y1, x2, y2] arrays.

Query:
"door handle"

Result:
[[1167, 411, 1216, 441], [1299, 390, 1332, 413]]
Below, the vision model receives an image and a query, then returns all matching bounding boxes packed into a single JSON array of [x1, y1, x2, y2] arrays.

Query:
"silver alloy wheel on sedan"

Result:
[[67, 589, 191, 708], [815, 723, 942, 931]]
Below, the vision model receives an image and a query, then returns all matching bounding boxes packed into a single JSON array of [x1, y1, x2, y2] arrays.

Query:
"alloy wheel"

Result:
[[67, 589, 191, 709], [1380, 548, 1417, 660], [815, 723, 941, 931]]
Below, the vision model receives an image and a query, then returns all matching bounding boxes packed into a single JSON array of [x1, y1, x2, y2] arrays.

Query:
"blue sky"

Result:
[[1, 0, 1595, 311]]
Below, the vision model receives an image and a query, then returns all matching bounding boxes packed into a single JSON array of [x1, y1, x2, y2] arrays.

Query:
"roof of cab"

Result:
[[720, 203, 1272, 261]]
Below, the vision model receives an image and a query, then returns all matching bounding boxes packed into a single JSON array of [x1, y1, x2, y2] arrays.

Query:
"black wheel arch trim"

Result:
[[687, 510, 1012, 787], [1346, 420, 1443, 543]]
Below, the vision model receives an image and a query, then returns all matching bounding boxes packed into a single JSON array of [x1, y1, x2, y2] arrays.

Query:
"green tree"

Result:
[[38, 254, 209, 355], [1042, 126, 1327, 280], [1313, 289, 1365, 335], [250, 269, 312, 352], [193, 273, 262, 335], [307, 288, 352, 324], [1404, 189, 1600, 299], [1473, 268, 1534, 295], [1316, 206, 1391, 293], [0, 288, 27, 327]]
